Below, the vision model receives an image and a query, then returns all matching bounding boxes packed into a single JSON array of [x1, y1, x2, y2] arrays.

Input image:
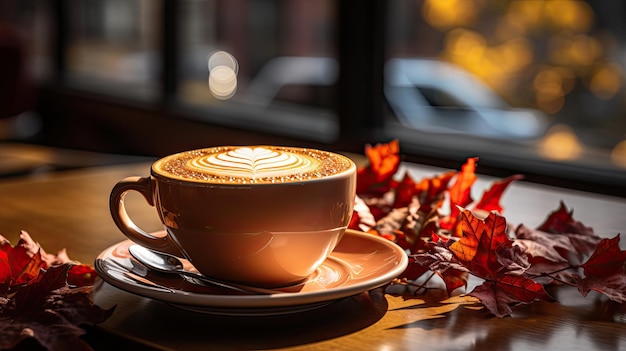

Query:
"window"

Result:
[[383, 0, 626, 192], [3, 0, 626, 196], [175, 0, 339, 142], [64, 0, 161, 100]]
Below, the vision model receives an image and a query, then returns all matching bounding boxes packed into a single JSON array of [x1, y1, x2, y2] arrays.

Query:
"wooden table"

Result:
[[0, 161, 625, 351]]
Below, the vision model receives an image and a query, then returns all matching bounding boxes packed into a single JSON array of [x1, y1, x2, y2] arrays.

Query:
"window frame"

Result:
[[43, 0, 626, 197]]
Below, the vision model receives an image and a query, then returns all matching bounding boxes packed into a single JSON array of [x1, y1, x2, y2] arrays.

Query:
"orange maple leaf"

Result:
[[441, 157, 478, 231], [449, 209, 510, 279], [473, 174, 523, 214], [356, 140, 401, 195]]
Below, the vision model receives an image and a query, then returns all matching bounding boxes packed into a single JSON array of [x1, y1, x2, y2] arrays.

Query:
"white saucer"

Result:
[[94, 229, 408, 316]]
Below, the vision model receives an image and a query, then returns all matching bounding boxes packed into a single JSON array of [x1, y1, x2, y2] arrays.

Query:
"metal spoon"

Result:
[[127, 244, 278, 295]]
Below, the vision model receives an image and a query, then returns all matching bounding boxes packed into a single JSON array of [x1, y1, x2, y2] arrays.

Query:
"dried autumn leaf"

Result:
[[413, 238, 470, 294], [0, 239, 46, 294], [0, 232, 111, 350], [365, 139, 400, 182], [514, 201, 602, 265], [470, 275, 555, 318], [577, 273, 626, 303], [495, 244, 531, 276], [10, 264, 72, 315], [11, 247, 44, 288], [537, 201, 595, 236], [353, 142, 626, 315], [68, 264, 98, 287], [440, 157, 478, 231], [392, 171, 418, 209], [576, 235, 626, 303], [473, 174, 523, 214], [444, 210, 554, 316], [400, 256, 432, 281], [356, 140, 400, 196], [373, 207, 410, 237], [450, 157, 478, 209], [414, 237, 460, 270], [0, 266, 114, 351], [449, 209, 510, 278], [348, 196, 377, 233], [580, 235, 625, 278], [414, 170, 456, 214], [514, 224, 573, 264], [441, 269, 469, 294]]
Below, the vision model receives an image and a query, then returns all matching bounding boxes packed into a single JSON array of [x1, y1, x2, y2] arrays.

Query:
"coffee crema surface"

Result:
[[153, 146, 354, 184]]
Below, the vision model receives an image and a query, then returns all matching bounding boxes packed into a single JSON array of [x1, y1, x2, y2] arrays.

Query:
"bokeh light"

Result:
[[610, 140, 626, 168], [442, 29, 533, 94], [422, 0, 478, 31], [549, 33, 602, 68], [533, 67, 574, 114], [504, 0, 544, 34], [207, 50, 238, 100], [544, 0, 594, 33], [587, 62, 623, 100], [538, 124, 582, 161]]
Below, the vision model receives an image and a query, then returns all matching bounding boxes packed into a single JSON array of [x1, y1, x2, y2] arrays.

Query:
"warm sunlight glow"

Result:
[[538, 124, 582, 161], [534, 68, 566, 114], [549, 34, 602, 67], [610, 140, 626, 169], [207, 50, 238, 100], [422, 0, 477, 31], [505, 0, 544, 34], [442, 29, 533, 94], [588, 62, 623, 100], [444, 29, 486, 66], [544, 0, 594, 33]]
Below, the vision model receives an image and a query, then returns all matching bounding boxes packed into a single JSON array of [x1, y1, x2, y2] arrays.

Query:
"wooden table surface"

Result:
[[0, 161, 625, 351]]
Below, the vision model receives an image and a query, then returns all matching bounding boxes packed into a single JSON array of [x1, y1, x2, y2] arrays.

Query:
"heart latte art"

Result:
[[153, 146, 354, 184]]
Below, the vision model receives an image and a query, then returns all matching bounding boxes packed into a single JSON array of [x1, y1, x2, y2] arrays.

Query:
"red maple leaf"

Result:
[[473, 174, 524, 214], [576, 235, 626, 303], [413, 170, 455, 214], [356, 139, 400, 196], [440, 157, 478, 231], [400, 256, 432, 281], [446, 210, 553, 316], [0, 231, 112, 350], [352, 142, 626, 316], [0, 265, 114, 351], [537, 201, 595, 236], [0, 235, 46, 295], [348, 196, 377, 232], [514, 223, 602, 267], [68, 264, 98, 287], [449, 209, 510, 278], [392, 172, 418, 209], [470, 275, 555, 318], [577, 273, 626, 303], [413, 238, 470, 294], [580, 235, 626, 277], [512, 203, 604, 284]]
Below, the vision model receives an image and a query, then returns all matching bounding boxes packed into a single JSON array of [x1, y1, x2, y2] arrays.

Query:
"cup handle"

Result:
[[109, 176, 184, 257]]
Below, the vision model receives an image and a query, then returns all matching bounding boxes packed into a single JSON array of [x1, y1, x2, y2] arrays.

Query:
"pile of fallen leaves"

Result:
[[0, 231, 113, 350], [351, 140, 626, 317]]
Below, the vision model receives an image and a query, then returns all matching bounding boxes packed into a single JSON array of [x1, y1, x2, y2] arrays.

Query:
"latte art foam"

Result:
[[154, 146, 354, 184], [191, 147, 320, 179]]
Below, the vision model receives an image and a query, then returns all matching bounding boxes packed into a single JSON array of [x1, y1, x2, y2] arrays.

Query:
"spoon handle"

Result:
[[177, 270, 279, 295]]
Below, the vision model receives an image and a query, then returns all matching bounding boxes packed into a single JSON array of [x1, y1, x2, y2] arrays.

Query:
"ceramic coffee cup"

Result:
[[109, 146, 356, 287]]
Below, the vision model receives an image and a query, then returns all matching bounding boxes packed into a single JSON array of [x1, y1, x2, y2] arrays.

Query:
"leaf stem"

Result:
[[407, 271, 437, 295]]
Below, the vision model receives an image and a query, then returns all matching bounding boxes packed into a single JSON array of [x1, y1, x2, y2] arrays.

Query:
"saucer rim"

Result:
[[94, 229, 408, 309]]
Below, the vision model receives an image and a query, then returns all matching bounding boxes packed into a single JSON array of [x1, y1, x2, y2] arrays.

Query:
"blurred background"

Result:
[[1, 0, 625, 196]]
